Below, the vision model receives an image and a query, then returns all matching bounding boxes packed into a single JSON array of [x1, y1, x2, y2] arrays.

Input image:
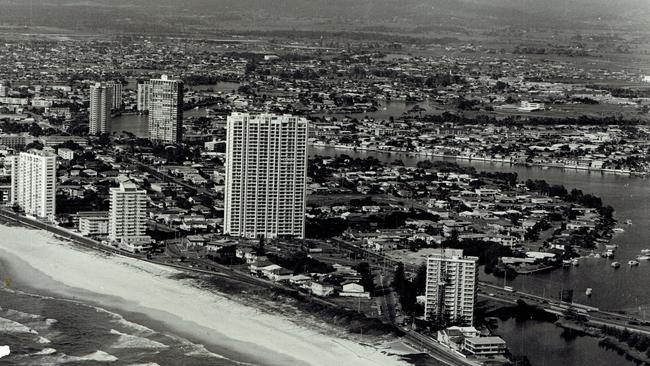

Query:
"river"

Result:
[[310, 145, 650, 366]]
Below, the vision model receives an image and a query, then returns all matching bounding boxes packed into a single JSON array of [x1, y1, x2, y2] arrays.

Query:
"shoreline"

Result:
[[0, 243, 281, 366], [0, 224, 410, 366], [310, 143, 649, 177]]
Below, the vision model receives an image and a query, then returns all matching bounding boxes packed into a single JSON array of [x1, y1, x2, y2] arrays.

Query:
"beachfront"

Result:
[[0, 223, 410, 366]]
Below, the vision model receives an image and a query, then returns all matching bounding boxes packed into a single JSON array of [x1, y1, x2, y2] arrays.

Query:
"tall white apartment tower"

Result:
[[10, 150, 57, 219], [89, 83, 113, 134], [108, 177, 150, 251], [424, 249, 478, 326], [137, 81, 152, 112], [0, 81, 8, 97], [224, 113, 308, 239], [148, 75, 183, 143], [106, 81, 123, 110]]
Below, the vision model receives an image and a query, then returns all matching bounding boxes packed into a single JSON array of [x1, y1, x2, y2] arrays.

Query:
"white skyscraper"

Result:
[[148, 75, 183, 143], [224, 113, 308, 239], [89, 83, 113, 134], [10, 150, 57, 219], [0, 82, 8, 97], [106, 81, 123, 110], [137, 81, 152, 112], [108, 177, 150, 252], [424, 249, 478, 326]]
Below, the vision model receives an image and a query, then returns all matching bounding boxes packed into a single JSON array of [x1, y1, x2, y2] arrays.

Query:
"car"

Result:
[[489, 293, 495, 297]]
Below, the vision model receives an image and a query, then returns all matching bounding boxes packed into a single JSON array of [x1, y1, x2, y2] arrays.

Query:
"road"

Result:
[[123, 156, 217, 198], [405, 331, 480, 366]]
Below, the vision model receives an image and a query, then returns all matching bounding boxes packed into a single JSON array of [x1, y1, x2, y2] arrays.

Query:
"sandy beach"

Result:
[[0, 223, 409, 366]]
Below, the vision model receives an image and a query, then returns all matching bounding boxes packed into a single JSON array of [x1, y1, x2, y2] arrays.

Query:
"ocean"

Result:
[[0, 283, 244, 366]]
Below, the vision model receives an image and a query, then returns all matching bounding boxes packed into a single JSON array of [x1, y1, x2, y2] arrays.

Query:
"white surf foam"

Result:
[[32, 348, 56, 356], [41, 350, 118, 363], [0, 316, 38, 335], [88, 306, 156, 335], [3, 308, 40, 321], [109, 329, 168, 350]]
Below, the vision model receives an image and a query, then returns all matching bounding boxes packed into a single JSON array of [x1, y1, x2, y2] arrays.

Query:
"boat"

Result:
[[613, 227, 625, 233], [604, 250, 615, 258], [629, 260, 640, 266], [637, 255, 650, 261], [594, 253, 602, 258], [586, 288, 593, 296], [605, 244, 618, 250], [572, 259, 580, 266], [625, 219, 633, 225], [641, 249, 650, 255], [611, 262, 621, 268]]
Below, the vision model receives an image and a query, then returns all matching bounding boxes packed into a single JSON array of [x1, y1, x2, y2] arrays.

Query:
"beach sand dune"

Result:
[[0, 225, 409, 366]]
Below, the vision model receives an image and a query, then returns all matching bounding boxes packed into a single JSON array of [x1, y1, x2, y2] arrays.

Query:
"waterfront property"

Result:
[[108, 177, 151, 252], [9, 150, 57, 220], [148, 75, 183, 143], [424, 249, 478, 327]]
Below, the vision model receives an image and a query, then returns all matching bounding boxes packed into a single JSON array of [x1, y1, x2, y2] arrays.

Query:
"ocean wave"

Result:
[[109, 329, 168, 350], [169, 334, 254, 365], [37, 336, 51, 344], [93, 308, 157, 335], [3, 308, 41, 321], [183, 343, 232, 360], [32, 348, 57, 356], [40, 350, 118, 363], [1, 287, 153, 333], [0, 316, 38, 335]]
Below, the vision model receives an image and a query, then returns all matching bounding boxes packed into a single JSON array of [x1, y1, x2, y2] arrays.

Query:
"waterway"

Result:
[[310, 145, 650, 366], [110, 104, 217, 138]]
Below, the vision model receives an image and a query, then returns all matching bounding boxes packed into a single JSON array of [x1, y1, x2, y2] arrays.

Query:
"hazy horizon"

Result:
[[0, 0, 648, 35]]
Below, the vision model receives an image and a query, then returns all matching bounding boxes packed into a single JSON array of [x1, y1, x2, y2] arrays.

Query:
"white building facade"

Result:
[[89, 82, 113, 134], [108, 179, 151, 252], [78, 211, 109, 236], [137, 81, 152, 112], [10, 150, 57, 219], [224, 113, 308, 239], [424, 249, 478, 326], [106, 81, 123, 110], [148, 75, 183, 143]]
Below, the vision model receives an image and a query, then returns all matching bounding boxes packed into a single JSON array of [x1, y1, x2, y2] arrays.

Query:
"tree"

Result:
[[627, 333, 640, 349], [255, 237, 265, 256], [392, 263, 406, 294], [636, 337, 649, 352], [414, 263, 427, 295], [353, 262, 375, 295], [25, 140, 44, 150], [28, 123, 43, 137]]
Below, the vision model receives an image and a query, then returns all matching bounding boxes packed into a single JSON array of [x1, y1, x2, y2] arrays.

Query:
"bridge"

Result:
[[478, 282, 650, 335]]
